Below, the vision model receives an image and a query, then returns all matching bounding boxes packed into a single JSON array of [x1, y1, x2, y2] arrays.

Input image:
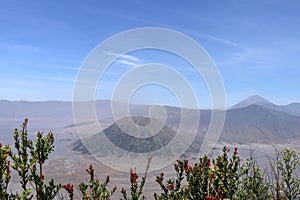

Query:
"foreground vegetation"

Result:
[[1, 119, 300, 199]]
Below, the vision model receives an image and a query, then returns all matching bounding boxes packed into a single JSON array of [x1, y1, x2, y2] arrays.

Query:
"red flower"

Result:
[[189, 165, 195, 171], [217, 189, 224, 199], [234, 147, 238, 154], [205, 196, 216, 200], [62, 184, 74, 194], [86, 164, 94, 173], [0, 143, 2, 148], [121, 187, 125, 193], [133, 173, 138, 180], [69, 186, 74, 193], [130, 168, 139, 185], [131, 172, 138, 182], [206, 158, 211, 167], [37, 132, 42, 138], [130, 168, 138, 178], [40, 174, 44, 180], [169, 183, 174, 191], [184, 164, 189, 172], [113, 186, 117, 192], [49, 132, 54, 139]]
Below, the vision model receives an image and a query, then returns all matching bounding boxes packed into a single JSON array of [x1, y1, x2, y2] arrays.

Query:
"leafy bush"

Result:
[[0, 143, 11, 199], [277, 148, 300, 200], [7, 118, 61, 199], [120, 157, 151, 200], [1, 119, 300, 199], [154, 160, 187, 199], [154, 146, 299, 200], [235, 155, 270, 199], [155, 147, 243, 199], [77, 164, 116, 200]]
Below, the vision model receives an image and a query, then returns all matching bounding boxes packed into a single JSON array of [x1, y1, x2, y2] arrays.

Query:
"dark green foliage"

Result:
[[120, 157, 151, 200], [277, 148, 300, 200], [78, 164, 116, 200], [0, 144, 11, 199], [235, 156, 270, 199], [1, 119, 300, 200], [154, 160, 187, 200], [211, 147, 241, 199], [9, 119, 62, 199]]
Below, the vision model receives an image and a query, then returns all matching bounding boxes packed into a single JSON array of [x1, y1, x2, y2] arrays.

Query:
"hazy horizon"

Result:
[[1, 94, 299, 109]]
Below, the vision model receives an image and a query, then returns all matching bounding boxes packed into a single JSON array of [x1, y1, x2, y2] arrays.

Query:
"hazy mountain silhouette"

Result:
[[231, 95, 300, 116], [231, 95, 273, 109], [1, 98, 300, 153], [71, 104, 300, 155], [221, 105, 300, 143], [72, 116, 178, 154], [284, 103, 300, 116]]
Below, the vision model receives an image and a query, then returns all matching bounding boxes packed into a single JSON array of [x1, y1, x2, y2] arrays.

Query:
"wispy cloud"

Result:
[[116, 59, 140, 67], [120, 15, 241, 49], [181, 29, 279, 68], [104, 51, 141, 68], [119, 54, 140, 62], [226, 46, 277, 67], [182, 29, 242, 48], [201, 33, 241, 47]]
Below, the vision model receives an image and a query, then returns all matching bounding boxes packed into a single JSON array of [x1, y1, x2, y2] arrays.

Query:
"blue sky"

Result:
[[0, 0, 300, 107]]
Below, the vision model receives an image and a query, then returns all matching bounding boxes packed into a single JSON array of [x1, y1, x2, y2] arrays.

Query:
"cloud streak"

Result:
[[181, 29, 242, 48], [104, 51, 141, 68]]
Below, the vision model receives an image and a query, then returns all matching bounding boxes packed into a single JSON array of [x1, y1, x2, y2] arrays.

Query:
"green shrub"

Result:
[[120, 157, 151, 200], [1, 119, 300, 200], [77, 164, 116, 200], [277, 147, 300, 200], [0, 143, 11, 199], [235, 156, 270, 199], [155, 147, 242, 199], [154, 160, 187, 199], [8, 119, 62, 199]]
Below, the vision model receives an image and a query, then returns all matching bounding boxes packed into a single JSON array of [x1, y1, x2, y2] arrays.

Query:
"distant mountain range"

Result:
[[1, 96, 300, 154], [72, 104, 300, 155], [231, 95, 300, 116]]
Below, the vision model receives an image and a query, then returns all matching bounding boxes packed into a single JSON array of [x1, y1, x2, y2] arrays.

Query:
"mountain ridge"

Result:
[[231, 95, 300, 116], [71, 104, 300, 155]]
